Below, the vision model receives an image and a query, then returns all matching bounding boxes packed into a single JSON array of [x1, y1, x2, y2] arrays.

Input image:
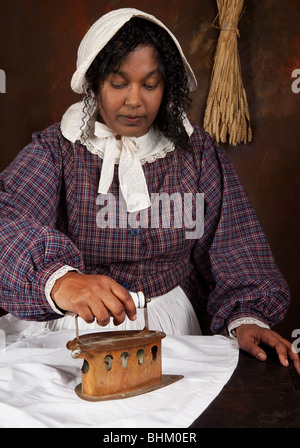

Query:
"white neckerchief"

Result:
[[60, 101, 194, 213], [94, 122, 152, 212]]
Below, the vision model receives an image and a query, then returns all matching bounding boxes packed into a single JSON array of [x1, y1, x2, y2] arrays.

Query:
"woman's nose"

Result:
[[124, 85, 142, 108]]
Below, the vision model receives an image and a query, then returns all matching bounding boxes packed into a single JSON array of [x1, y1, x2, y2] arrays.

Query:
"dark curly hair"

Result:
[[84, 17, 192, 151]]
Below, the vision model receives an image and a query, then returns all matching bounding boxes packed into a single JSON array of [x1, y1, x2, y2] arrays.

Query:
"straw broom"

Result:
[[204, 0, 252, 146]]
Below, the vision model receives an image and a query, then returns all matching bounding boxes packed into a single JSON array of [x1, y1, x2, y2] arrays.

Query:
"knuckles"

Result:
[[96, 315, 111, 327]]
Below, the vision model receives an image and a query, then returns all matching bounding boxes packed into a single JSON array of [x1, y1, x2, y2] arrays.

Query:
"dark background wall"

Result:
[[0, 0, 299, 339]]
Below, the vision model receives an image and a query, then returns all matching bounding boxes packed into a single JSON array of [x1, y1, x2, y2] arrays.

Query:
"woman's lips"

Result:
[[120, 115, 145, 124]]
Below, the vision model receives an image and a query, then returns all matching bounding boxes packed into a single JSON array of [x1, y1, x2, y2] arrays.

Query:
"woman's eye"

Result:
[[144, 84, 157, 91], [111, 83, 126, 89], [110, 83, 158, 90]]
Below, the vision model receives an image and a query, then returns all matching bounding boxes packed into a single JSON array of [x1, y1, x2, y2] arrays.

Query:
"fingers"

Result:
[[109, 281, 137, 322], [260, 330, 300, 371], [236, 326, 267, 361], [290, 344, 300, 375], [236, 324, 300, 375], [274, 340, 300, 375], [97, 292, 131, 326], [78, 282, 136, 326]]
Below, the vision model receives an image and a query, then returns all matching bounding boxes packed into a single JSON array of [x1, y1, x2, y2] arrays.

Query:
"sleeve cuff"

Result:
[[44, 265, 80, 315]]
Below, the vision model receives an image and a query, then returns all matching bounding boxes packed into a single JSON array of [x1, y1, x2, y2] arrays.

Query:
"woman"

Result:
[[0, 8, 299, 372]]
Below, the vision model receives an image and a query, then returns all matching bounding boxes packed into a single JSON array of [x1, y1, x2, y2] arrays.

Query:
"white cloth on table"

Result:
[[0, 315, 239, 428]]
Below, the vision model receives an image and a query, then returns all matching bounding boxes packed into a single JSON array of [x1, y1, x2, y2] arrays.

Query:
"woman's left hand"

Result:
[[236, 324, 300, 375]]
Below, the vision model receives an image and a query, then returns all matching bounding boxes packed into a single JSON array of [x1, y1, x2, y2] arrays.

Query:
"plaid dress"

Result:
[[0, 123, 289, 335]]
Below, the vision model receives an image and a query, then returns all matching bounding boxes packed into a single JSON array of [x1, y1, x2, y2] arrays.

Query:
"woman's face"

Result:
[[97, 45, 165, 138]]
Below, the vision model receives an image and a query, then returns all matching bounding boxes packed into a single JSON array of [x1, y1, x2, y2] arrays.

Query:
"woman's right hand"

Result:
[[50, 272, 137, 326]]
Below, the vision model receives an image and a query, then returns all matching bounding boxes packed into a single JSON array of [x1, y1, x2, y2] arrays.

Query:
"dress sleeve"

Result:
[[191, 129, 290, 335], [0, 126, 85, 321]]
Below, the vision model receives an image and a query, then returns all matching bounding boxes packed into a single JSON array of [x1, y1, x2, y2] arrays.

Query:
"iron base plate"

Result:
[[75, 374, 184, 402]]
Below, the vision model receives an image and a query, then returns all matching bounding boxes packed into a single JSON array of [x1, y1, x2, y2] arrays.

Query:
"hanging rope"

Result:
[[204, 0, 252, 146]]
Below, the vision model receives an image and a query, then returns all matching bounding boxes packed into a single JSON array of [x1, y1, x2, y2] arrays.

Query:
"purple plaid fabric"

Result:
[[0, 123, 290, 334]]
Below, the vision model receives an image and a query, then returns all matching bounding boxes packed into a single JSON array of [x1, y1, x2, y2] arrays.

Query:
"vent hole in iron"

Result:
[[104, 355, 113, 371], [81, 359, 89, 374], [120, 352, 129, 368], [151, 345, 158, 361], [137, 349, 145, 365]]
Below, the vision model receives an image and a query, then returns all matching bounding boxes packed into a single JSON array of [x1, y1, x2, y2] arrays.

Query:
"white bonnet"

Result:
[[71, 8, 197, 94]]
